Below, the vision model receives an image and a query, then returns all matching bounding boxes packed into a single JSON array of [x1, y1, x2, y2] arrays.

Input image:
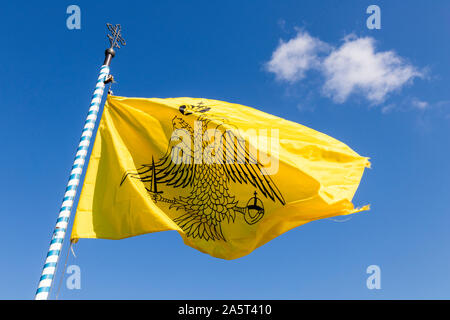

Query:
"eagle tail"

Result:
[[173, 212, 225, 242]]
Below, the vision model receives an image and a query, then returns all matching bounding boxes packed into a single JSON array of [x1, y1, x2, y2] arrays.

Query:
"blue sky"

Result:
[[1, 0, 450, 299]]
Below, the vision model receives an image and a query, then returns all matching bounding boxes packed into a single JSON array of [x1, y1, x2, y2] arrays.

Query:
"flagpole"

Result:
[[35, 24, 125, 300]]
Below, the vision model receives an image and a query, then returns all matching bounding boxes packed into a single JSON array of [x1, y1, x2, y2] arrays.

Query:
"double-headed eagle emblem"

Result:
[[121, 102, 285, 241]]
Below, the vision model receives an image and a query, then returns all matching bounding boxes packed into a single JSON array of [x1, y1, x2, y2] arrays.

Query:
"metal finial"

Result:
[[106, 23, 126, 49]]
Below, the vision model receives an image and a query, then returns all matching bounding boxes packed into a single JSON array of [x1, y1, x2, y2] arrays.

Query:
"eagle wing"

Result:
[[218, 123, 286, 205], [121, 118, 285, 205], [120, 126, 196, 189]]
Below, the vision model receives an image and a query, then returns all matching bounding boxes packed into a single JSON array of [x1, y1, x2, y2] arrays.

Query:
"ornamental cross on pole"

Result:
[[106, 23, 126, 49]]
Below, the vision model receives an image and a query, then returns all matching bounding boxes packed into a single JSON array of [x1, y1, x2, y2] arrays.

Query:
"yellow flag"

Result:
[[71, 95, 370, 259]]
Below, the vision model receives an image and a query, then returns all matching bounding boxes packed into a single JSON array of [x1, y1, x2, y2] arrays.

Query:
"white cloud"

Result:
[[266, 32, 423, 106], [265, 31, 328, 82], [322, 37, 422, 104], [411, 98, 429, 110], [381, 103, 396, 114]]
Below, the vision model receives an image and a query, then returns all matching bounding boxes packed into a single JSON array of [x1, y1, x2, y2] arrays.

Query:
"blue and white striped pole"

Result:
[[35, 47, 116, 300]]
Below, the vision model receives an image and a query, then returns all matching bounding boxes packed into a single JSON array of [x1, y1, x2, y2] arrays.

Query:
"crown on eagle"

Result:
[[179, 101, 211, 115]]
